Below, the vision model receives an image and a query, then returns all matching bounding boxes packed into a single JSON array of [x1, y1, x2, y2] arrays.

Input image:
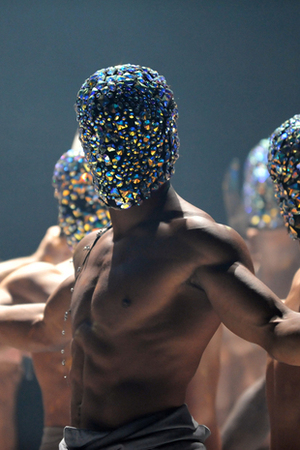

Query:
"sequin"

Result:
[[243, 139, 283, 230], [268, 114, 300, 239], [75, 64, 180, 209], [53, 149, 111, 249]]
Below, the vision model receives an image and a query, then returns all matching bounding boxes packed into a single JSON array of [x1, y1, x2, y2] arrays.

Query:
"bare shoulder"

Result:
[[171, 199, 253, 273], [72, 229, 108, 271]]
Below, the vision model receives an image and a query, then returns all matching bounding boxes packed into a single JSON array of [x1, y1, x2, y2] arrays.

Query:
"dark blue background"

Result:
[[1, 0, 299, 258]]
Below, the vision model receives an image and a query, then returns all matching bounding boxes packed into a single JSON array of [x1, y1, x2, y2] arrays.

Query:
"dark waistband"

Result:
[[62, 404, 210, 449]]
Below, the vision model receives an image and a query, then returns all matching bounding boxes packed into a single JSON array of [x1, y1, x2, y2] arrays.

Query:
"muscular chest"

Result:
[[71, 232, 200, 333]]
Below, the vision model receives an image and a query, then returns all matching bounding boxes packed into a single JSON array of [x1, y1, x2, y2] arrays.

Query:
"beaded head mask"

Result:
[[75, 64, 180, 209], [243, 139, 283, 229], [52, 148, 110, 249], [268, 114, 300, 239]]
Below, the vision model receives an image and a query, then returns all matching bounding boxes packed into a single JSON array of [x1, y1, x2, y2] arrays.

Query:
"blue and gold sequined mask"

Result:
[[52, 148, 110, 249], [268, 114, 300, 239], [75, 64, 180, 209], [243, 139, 283, 229]]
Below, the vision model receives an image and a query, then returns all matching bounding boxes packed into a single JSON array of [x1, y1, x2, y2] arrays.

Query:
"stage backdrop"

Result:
[[1, 0, 300, 260]]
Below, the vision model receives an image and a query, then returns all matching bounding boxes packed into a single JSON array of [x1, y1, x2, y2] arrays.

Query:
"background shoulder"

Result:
[[72, 227, 113, 271], [72, 230, 99, 270]]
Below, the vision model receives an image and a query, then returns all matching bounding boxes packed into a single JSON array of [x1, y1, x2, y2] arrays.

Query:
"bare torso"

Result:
[[70, 191, 225, 430], [185, 325, 222, 449]]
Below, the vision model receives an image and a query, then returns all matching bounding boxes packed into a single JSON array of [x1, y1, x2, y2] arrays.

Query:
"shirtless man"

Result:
[[265, 114, 300, 449], [0, 169, 73, 450], [221, 139, 300, 449], [0, 130, 86, 287], [71, 90, 223, 450], [1, 65, 300, 450], [72, 66, 221, 446], [0, 159, 222, 449], [0, 147, 110, 450], [0, 223, 72, 450]]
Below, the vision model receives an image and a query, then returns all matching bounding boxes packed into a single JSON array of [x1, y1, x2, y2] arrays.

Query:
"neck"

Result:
[[109, 182, 175, 239]]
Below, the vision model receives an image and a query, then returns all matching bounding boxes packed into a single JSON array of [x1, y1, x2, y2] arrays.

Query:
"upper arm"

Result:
[[190, 223, 288, 353], [0, 262, 59, 304], [200, 260, 285, 345]]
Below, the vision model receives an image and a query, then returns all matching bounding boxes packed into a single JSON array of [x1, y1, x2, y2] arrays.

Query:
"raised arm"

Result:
[[0, 261, 72, 305], [0, 255, 40, 284], [0, 226, 70, 283], [191, 220, 300, 366], [0, 275, 74, 352]]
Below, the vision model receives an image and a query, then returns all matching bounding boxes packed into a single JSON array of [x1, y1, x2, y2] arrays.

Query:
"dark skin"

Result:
[[1, 182, 300, 435], [0, 235, 222, 450], [68, 182, 300, 431], [185, 325, 222, 449], [0, 274, 222, 450]]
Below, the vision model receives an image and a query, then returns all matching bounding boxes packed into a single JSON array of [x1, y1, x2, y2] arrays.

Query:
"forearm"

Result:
[[201, 261, 300, 361]]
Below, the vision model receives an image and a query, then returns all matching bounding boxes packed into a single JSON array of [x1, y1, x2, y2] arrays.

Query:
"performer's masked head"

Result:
[[268, 114, 300, 240], [75, 64, 180, 209], [52, 148, 110, 249], [243, 139, 283, 230]]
